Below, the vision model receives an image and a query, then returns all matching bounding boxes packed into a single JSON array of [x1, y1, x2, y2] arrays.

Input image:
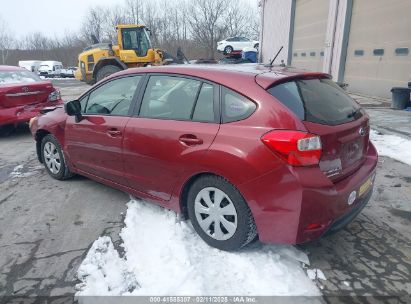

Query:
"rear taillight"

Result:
[[47, 89, 61, 102], [261, 130, 322, 166]]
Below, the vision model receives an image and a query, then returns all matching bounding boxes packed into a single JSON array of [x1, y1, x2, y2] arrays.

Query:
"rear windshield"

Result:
[[268, 78, 362, 125], [0, 71, 41, 85]]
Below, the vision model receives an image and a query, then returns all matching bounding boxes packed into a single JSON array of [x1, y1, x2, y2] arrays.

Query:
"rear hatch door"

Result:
[[304, 117, 369, 181], [267, 76, 369, 181]]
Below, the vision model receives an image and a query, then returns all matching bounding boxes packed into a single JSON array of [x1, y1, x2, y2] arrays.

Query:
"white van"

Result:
[[38, 61, 63, 78], [18, 60, 42, 73]]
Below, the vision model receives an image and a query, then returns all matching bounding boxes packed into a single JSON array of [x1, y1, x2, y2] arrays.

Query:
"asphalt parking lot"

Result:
[[0, 79, 410, 299]]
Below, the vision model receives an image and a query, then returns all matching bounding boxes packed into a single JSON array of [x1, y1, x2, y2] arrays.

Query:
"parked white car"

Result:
[[217, 37, 259, 54], [60, 67, 77, 78], [38, 61, 63, 78]]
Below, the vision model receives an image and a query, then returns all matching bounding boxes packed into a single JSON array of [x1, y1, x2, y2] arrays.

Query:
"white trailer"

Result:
[[18, 60, 42, 73]]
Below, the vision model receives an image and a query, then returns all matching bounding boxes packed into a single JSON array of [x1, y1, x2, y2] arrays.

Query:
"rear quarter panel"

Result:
[[169, 82, 308, 212]]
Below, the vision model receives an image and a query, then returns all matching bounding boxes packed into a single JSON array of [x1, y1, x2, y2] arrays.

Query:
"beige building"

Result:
[[259, 0, 411, 98]]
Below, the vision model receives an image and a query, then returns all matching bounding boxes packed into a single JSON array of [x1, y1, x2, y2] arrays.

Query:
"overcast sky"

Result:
[[0, 0, 140, 38], [1, 0, 257, 39]]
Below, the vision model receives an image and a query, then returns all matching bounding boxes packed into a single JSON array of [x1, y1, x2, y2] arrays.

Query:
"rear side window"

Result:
[[222, 87, 256, 123], [140, 75, 201, 120], [268, 78, 362, 125]]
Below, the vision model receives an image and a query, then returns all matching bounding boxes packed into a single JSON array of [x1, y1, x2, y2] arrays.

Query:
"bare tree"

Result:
[[225, 2, 247, 37], [126, 0, 144, 24], [21, 32, 51, 50], [140, 1, 160, 46], [0, 16, 14, 64], [3, 0, 260, 66], [188, 0, 230, 58], [81, 6, 108, 43], [102, 5, 129, 43]]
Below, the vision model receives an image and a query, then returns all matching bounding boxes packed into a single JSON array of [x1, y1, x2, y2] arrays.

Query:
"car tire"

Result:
[[96, 65, 122, 82], [41, 134, 74, 180], [224, 46, 234, 55], [187, 175, 257, 251]]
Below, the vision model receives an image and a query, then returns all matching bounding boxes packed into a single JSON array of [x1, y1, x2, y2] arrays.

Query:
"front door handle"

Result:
[[107, 128, 122, 137], [179, 134, 203, 146]]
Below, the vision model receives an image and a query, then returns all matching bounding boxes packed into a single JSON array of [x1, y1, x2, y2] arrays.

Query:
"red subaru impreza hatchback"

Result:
[[30, 65, 377, 251], [0, 66, 62, 132]]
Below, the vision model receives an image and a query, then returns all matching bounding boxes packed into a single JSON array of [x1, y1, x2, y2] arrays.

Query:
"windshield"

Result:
[[122, 27, 152, 56], [268, 78, 362, 125], [0, 70, 42, 85]]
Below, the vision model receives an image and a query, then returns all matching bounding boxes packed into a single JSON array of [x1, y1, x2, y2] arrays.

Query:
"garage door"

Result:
[[344, 0, 411, 98], [291, 0, 330, 72]]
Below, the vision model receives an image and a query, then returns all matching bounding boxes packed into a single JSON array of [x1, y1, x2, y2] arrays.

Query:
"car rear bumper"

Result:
[[238, 142, 378, 244], [0, 100, 63, 127], [322, 188, 372, 237]]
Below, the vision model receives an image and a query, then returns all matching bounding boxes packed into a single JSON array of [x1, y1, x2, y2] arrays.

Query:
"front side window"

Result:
[[268, 78, 362, 125], [80, 95, 88, 113], [84, 76, 142, 116]]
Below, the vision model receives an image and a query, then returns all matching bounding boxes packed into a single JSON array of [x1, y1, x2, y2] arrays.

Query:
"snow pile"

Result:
[[76, 199, 320, 296], [370, 130, 411, 166], [76, 237, 138, 295]]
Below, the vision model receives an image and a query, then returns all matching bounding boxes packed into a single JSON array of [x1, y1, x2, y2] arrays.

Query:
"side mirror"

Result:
[[65, 100, 83, 122]]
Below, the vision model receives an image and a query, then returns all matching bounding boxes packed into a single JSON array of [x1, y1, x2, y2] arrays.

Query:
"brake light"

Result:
[[47, 89, 61, 102], [261, 130, 322, 166]]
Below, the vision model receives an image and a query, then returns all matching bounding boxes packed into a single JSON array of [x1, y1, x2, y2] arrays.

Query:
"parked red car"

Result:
[[30, 65, 378, 251], [0, 65, 62, 133]]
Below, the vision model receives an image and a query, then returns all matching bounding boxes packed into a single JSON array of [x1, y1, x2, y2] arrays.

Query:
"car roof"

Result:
[[0, 65, 27, 72], [114, 64, 330, 90]]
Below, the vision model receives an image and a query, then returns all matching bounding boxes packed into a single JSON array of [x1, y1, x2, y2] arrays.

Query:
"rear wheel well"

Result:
[[180, 172, 223, 219], [35, 130, 50, 163]]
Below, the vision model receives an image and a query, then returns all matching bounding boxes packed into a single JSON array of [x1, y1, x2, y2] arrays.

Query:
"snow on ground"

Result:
[[76, 199, 321, 297], [370, 130, 411, 166], [9, 164, 41, 179]]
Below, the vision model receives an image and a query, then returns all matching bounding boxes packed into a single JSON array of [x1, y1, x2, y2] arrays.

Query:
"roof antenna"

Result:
[[265, 46, 284, 67]]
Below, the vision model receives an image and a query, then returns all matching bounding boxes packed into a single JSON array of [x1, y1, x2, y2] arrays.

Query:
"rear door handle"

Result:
[[107, 128, 122, 137], [179, 134, 203, 146]]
